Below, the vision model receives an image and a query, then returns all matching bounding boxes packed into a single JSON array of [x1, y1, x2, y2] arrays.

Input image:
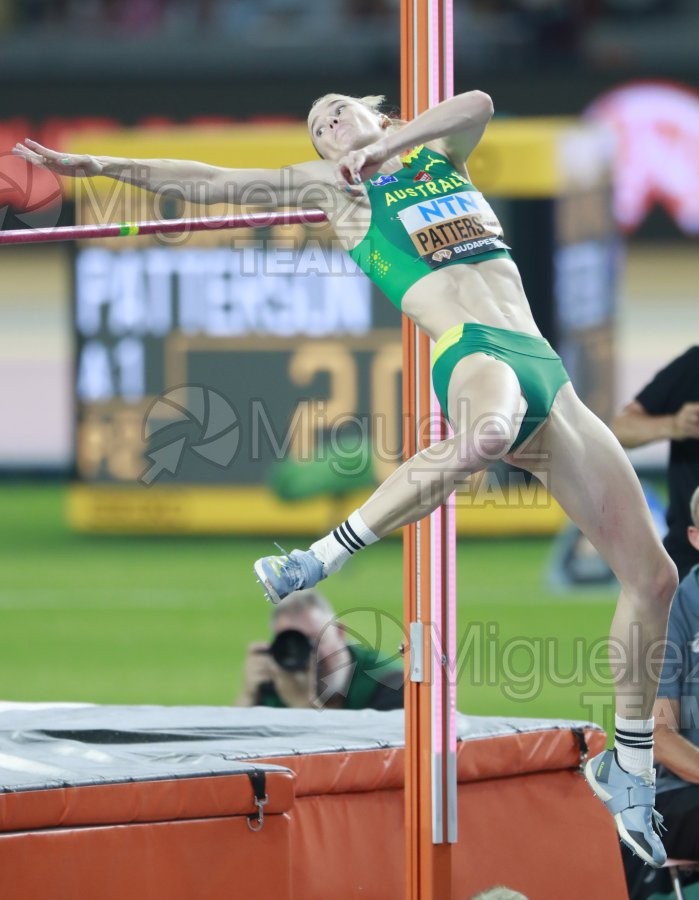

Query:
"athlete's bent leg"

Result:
[[255, 354, 526, 603], [509, 383, 677, 866]]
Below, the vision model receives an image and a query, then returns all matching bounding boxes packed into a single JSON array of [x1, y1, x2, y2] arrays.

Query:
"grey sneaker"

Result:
[[253, 548, 326, 605], [584, 749, 666, 867]]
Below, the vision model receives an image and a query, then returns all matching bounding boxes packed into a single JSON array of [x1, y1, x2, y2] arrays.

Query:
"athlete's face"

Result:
[[308, 95, 384, 160]]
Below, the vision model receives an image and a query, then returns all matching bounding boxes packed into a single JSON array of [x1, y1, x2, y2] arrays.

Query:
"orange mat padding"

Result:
[[0, 717, 628, 900], [255, 727, 628, 900], [0, 770, 295, 832], [2, 815, 293, 900]]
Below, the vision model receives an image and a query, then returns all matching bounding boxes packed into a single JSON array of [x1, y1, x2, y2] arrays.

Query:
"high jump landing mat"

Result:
[[0, 705, 627, 900]]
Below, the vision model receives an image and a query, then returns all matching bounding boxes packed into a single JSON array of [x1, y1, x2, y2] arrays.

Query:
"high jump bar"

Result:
[[0, 209, 327, 245]]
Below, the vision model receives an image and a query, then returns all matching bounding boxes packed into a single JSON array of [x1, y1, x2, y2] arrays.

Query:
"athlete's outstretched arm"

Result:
[[336, 90, 493, 185], [12, 138, 332, 208]]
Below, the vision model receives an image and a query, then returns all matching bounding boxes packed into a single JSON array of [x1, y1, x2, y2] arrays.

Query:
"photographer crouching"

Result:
[[236, 590, 404, 710]]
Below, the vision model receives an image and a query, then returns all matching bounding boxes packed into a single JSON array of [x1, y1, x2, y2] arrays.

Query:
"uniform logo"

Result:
[[691, 632, 699, 653], [432, 249, 453, 262], [415, 192, 482, 223], [414, 170, 432, 183], [370, 174, 399, 187], [424, 154, 448, 172]]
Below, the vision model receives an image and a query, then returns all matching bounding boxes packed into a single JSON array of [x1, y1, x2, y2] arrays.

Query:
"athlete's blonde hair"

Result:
[[310, 92, 387, 115]]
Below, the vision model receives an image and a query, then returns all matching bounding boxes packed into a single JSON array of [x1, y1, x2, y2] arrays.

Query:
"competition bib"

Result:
[[397, 190, 510, 267]]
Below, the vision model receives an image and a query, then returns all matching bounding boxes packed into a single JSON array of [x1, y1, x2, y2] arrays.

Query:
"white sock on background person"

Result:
[[310, 510, 379, 575]]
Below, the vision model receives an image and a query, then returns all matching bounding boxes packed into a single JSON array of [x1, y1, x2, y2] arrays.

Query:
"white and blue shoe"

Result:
[[253, 548, 326, 605], [584, 749, 667, 867]]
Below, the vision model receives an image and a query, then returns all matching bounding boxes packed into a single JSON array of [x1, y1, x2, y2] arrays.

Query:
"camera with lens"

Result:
[[268, 629, 313, 673]]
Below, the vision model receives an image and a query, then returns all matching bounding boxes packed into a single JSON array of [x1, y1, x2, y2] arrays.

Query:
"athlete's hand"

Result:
[[12, 139, 103, 177], [336, 141, 387, 194], [673, 402, 699, 441]]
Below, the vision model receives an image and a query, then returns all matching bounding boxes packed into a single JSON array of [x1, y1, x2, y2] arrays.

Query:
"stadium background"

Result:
[[0, 0, 697, 748]]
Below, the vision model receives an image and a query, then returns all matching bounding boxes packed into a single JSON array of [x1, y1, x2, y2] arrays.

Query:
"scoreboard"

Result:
[[74, 237, 403, 490]]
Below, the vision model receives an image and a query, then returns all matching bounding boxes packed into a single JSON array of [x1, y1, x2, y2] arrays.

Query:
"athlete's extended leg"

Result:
[[509, 382, 677, 866], [254, 353, 526, 602]]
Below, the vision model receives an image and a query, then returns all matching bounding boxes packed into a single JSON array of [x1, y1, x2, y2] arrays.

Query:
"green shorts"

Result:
[[431, 323, 570, 449]]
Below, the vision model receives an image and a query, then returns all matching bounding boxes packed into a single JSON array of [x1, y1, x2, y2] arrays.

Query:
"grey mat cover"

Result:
[[0, 704, 601, 792]]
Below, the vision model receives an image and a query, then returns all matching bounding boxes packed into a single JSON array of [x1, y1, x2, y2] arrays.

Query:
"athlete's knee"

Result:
[[449, 415, 516, 470], [623, 548, 678, 610], [656, 554, 679, 607], [644, 548, 678, 609]]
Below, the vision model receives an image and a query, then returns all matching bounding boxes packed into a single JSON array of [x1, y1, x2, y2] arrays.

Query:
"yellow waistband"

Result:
[[432, 324, 465, 366]]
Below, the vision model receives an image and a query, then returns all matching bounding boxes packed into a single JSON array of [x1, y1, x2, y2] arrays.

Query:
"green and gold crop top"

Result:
[[347, 145, 511, 309]]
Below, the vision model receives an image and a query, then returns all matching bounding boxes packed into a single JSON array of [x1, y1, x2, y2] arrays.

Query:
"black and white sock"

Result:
[[614, 714, 654, 775], [310, 510, 379, 576]]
